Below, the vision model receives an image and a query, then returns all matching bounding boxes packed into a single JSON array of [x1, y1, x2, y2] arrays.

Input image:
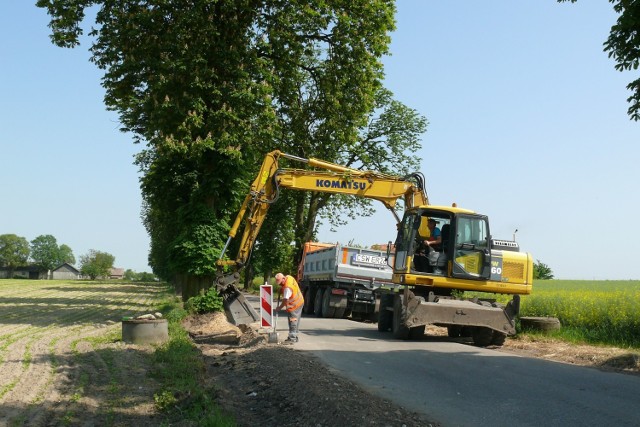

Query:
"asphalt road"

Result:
[[269, 311, 640, 427]]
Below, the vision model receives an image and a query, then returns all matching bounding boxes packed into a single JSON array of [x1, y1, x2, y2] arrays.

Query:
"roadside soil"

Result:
[[184, 313, 640, 427]]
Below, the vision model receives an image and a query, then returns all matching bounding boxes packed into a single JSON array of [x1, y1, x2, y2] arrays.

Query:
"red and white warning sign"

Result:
[[260, 283, 273, 328]]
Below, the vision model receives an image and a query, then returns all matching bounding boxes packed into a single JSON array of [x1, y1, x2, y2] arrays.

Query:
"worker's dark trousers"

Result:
[[287, 306, 302, 341]]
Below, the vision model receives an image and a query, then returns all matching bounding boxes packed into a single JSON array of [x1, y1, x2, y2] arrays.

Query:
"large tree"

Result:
[[59, 244, 76, 265], [37, 1, 427, 297], [560, 0, 640, 121], [79, 250, 115, 280], [0, 234, 30, 277], [30, 235, 75, 272]]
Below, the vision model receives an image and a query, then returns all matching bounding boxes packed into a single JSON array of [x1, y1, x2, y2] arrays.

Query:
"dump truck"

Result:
[[216, 150, 533, 346], [298, 242, 398, 321]]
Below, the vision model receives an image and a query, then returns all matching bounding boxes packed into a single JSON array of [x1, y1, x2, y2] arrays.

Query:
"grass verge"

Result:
[[152, 298, 235, 427]]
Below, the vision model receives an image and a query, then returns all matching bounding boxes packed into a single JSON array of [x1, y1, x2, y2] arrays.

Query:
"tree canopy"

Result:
[[0, 234, 30, 274], [80, 249, 115, 280], [30, 235, 75, 271], [533, 260, 554, 280], [560, 0, 640, 121], [37, 1, 427, 296]]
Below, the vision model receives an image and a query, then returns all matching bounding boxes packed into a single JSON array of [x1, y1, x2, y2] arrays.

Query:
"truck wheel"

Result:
[[377, 293, 393, 332], [322, 287, 337, 318], [303, 287, 316, 315], [314, 288, 324, 317], [472, 327, 494, 347], [392, 294, 410, 340], [366, 297, 381, 323]]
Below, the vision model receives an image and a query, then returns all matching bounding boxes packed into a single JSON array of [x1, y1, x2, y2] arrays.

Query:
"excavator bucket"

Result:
[[216, 272, 260, 325]]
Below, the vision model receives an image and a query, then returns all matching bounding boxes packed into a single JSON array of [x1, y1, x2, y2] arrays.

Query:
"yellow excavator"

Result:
[[216, 150, 533, 346]]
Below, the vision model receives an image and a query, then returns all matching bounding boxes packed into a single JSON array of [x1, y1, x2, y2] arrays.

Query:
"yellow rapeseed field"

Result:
[[519, 280, 640, 347]]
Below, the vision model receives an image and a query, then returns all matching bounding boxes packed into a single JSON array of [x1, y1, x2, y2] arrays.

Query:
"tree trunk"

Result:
[[243, 262, 254, 290], [177, 273, 214, 301]]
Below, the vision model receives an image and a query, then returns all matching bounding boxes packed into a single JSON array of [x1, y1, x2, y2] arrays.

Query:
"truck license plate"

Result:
[[353, 254, 387, 266]]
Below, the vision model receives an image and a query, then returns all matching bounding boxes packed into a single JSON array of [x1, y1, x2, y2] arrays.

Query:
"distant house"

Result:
[[109, 268, 125, 279], [52, 263, 81, 280], [0, 265, 47, 279]]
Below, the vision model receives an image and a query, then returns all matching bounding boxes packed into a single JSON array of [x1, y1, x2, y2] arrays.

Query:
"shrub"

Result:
[[185, 286, 224, 314]]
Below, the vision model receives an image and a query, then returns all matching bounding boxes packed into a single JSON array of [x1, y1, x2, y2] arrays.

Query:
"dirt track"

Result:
[[0, 280, 169, 426]]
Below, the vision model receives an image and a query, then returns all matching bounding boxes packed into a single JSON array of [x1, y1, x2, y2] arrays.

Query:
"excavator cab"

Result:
[[393, 205, 531, 296], [394, 206, 493, 283]]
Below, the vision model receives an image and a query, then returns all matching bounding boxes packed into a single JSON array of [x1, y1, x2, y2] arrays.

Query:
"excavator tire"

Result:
[[472, 327, 494, 347], [377, 293, 393, 332], [491, 331, 507, 346], [447, 325, 462, 338], [392, 294, 410, 340], [409, 325, 426, 339]]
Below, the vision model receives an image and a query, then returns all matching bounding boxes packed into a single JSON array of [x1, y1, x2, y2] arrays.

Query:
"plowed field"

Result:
[[0, 279, 171, 426]]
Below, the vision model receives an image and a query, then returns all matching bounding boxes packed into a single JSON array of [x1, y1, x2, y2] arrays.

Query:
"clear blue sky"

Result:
[[1, 2, 638, 279]]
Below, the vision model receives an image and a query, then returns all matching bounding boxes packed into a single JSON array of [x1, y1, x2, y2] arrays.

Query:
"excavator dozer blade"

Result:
[[216, 273, 260, 325]]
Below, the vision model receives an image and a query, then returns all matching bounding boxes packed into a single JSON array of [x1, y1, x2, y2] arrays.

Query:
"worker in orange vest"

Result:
[[275, 272, 305, 344]]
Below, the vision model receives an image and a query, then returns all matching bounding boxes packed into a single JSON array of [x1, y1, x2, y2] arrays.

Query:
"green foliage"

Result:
[[36, 1, 428, 288], [59, 244, 76, 265], [152, 298, 235, 425], [30, 235, 75, 271], [124, 269, 156, 282], [533, 260, 554, 280], [124, 269, 136, 281], [0, 234, 30, 271], [138, 272, 156, 282], [79, 249, 115, 280], [559, 0, 640, 120], [154, 390, 177, 411], [185, 287, 224, 314]]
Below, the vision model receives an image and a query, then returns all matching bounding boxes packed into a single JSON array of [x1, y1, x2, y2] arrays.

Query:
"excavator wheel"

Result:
[[409, 325, 426, 339], [377, 293, 393, 332], [447, 325, 462, 338], [392, 294, 410, 340], [491, 331, 507, 346], [472, 327, 494, 347]]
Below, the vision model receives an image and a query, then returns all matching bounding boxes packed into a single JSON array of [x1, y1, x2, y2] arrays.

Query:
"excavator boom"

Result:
[[215, 150, 429, 324]]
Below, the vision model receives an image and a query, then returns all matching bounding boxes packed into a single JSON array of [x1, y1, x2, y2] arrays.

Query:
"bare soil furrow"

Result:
[[0, 280, 171, 426]]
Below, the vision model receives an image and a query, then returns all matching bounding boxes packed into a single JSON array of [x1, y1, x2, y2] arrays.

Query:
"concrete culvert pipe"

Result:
[[122, 319, 169, 344]]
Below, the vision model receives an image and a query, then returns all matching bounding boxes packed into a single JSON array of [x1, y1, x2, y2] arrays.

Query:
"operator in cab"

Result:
[[275, 272, 305, 344], [423, 218, 441, 250]]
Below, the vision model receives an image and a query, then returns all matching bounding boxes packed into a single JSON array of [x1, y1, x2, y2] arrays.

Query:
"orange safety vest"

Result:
[[282, 275, 304, 312]]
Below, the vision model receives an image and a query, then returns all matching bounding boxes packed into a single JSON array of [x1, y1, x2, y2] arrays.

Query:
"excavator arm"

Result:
[[215, 150, 429, 324]]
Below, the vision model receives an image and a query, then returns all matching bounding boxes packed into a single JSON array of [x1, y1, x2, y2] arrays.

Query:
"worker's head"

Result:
[[427, 218, 437, 229], [275, 273, 285, 286]]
